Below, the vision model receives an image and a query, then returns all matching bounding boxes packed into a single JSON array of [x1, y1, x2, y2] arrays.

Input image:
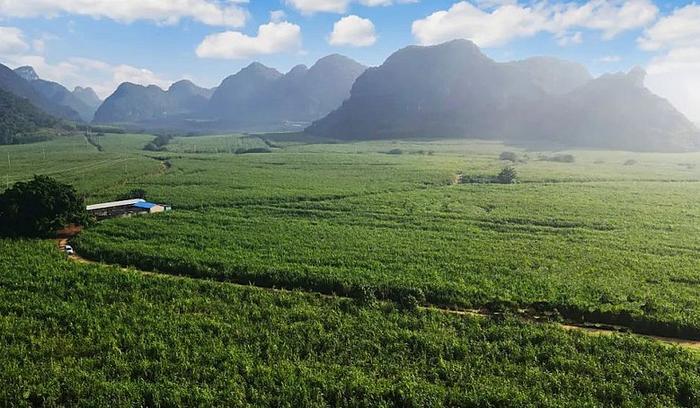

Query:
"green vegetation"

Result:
[[0, 175, 88, 237], [1, 240, 700, 406], [496, 166, 518, 184], [144, 134, 174, 152], [0, 88, 59, 145], [499, 151, 519, 162], [541, 153, 576, 163], [3, 134, 700, 403]]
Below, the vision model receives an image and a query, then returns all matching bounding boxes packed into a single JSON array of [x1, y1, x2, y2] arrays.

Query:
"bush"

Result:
[[499, 151, 519, 162], [541, 154, 575, 163], [0, 175, 89, 237], [118, 188, 147, 200], [624, 159, 637, 166], [355, 285, 378, 307], [234, 147, 272, 155], [385, 149, 403, 155], [496, 166, 518, 184], [144, 134, 173, 152]]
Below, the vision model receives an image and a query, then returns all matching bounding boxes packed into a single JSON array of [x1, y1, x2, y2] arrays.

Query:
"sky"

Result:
[[0, 0, 699, 122]]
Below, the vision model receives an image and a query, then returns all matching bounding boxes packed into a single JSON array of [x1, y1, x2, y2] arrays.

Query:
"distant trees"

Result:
[[499, 151, 519, 162], [540, 154, 575, 163], [0, 176, 89, 237], [496, 166, 518, 184], [0, 89, 58, 145], [144, 134, 174, 151], [118, 188, 147, 200]]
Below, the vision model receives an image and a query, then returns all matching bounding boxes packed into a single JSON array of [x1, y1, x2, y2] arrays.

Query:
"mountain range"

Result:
[[14, 66, 101, 122], [1, 40, 699, 151], [93, 54, 366, 132], [0, 63, 81, 122], [93, 80, 213, 125], [306, 40, 700, 152]]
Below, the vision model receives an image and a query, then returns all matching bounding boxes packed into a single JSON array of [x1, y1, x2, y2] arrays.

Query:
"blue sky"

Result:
[[0, 0, 699, 121]]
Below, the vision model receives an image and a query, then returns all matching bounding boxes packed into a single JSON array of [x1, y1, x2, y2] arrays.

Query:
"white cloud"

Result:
[[270, 10, 287, 23], [0, 26, 172, 98], [2, 52, 172, 98], [196, 20, 302, 59], [598, 55, 622, 63], [412, 2, 546, 47], [646, 47, 700, 123], [638, 4, 700, 51], [329, 15, 377, 47], [639, 5, 700, 123], [556, 31, 582, 46], [0, 0, 248, 27], [0, 26, 29, 55], [412, 0, 658, 47], [285, 0, 416, 14]]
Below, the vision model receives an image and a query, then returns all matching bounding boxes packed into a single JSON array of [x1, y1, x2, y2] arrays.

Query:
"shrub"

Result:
[[496, 166, 518, 184], [118, 188, 147, 200], [144, 134, 173, 152], [541, 154, 575, 163], [385, 149, 403, 155], [234, 147, 272, 155], [624, 159, 637, 166], [499, 151, 519, 162], [356, 285, 378, 307]]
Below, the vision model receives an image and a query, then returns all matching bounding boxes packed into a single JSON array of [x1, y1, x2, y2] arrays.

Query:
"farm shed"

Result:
[[86, 199, 170, 220], [133, 202, 165, 214]]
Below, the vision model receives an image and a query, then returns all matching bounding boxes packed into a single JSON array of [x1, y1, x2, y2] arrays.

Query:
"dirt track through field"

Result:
[[54, 238, 700, 351]]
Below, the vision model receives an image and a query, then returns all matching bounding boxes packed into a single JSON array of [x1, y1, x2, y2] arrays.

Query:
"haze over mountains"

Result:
[[94, 54, 366, 132], [0, 63, 81, 122], [14, 66, 101, 122], [0, 39, 699, 151], [307, 40, 700, 152], [93, 80, 214, 125]]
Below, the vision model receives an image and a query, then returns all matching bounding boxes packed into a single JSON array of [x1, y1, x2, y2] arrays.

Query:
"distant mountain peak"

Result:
[[306, 39, 699, 152], [310, 54, 365, 73], [287, 64, 309, 76], [627, 66, 647, 87], [169, 79, 196, 90], [14, 66, 40, 82], [72, 86, 102, 111]]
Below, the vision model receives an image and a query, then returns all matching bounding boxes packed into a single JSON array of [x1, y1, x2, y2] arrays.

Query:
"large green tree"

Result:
[[0, 175, 89, 237]]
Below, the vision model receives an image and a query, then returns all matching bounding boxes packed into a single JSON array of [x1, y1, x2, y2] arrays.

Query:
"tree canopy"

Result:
[[0, 175, 89, 237]]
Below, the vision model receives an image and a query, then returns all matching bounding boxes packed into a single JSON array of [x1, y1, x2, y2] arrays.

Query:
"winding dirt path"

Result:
[[53, 237, 700, 351]]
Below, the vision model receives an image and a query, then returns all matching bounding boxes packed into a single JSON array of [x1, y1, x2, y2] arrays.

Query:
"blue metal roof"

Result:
[[133, 202, 158, 209]]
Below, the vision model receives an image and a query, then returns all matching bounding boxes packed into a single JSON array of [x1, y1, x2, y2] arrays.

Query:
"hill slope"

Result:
[[307, 40, 700, 152], [205, 54, 366, 130], [93, 80, 213, 124], [93, 54, 365, 132], [0, 88, 58, 144], [0, 63, 80, 121], [72, 86, 102, 113]]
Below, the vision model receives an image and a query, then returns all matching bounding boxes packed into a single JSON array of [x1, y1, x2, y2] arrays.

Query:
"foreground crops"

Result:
[[1, 240, 700, 407]]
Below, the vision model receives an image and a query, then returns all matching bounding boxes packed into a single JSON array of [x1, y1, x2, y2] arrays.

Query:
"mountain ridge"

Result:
[[306, 39, 699, 152]]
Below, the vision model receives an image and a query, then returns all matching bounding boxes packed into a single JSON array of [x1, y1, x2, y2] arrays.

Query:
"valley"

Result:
[[2, 133, 700, 405]]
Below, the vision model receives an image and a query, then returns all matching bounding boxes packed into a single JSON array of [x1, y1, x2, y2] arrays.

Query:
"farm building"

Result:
[[86, 199, 170, 220]]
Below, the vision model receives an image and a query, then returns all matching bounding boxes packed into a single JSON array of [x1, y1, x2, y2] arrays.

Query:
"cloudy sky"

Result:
[[0, 0, 699, 122]]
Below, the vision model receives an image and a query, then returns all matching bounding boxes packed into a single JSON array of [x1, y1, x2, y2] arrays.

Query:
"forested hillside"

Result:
[[0, 89, 58, 145]]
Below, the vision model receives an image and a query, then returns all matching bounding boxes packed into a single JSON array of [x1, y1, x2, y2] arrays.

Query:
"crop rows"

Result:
[[2, 239, 700, 407]]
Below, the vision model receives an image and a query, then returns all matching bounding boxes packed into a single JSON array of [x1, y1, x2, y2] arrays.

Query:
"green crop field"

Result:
[[2, 133, 700, 405]]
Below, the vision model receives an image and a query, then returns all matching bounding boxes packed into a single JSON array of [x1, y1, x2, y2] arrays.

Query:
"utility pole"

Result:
[[6, 152, 11, 189]]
